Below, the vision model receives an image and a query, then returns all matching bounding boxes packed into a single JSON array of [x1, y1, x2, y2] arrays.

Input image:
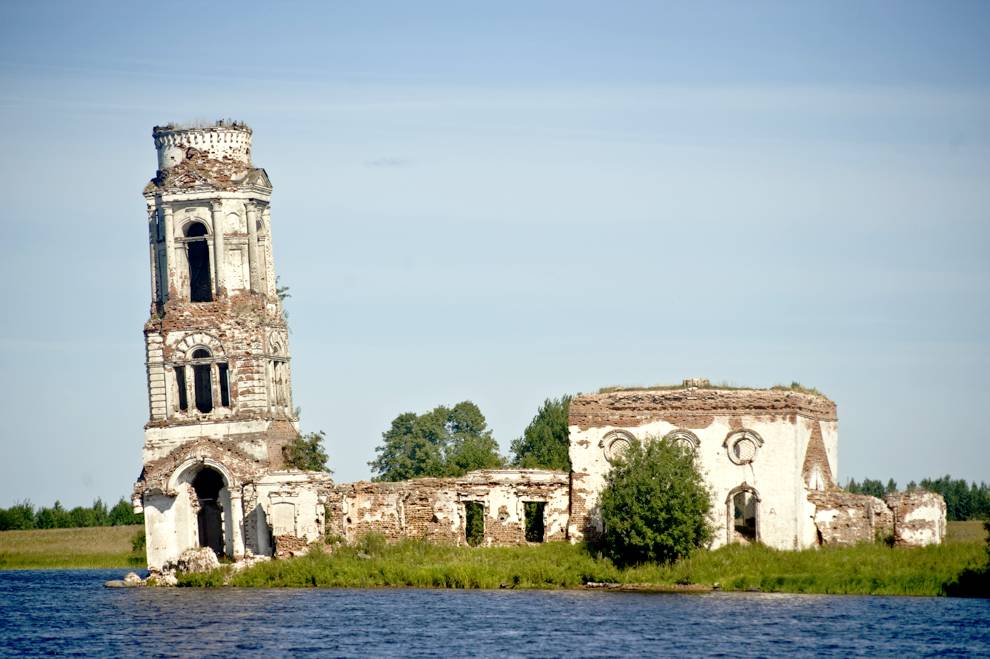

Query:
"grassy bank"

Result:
[[0, 525, 144, 569], [181, 529, 989, 597]]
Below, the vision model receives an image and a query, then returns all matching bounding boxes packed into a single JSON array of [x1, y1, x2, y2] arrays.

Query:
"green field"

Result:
[[180, 523, 990, 597], [946, 520, 987, 544], [0, 525, 144, 569]]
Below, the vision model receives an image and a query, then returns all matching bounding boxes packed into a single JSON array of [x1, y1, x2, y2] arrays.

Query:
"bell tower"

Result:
[[134, 121, 310, 571], [141, 121, 294, 427]]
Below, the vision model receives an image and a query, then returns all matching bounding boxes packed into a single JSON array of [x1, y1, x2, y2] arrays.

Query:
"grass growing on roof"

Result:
[[597, 381, 825, 396]]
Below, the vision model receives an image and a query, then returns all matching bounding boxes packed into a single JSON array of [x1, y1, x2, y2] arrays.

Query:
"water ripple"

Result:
[[0, 570, 988, 657]]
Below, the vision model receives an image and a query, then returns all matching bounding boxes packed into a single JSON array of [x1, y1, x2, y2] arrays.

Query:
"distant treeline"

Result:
[[0, 498, 143, 531], [846, 476, 990, 522]]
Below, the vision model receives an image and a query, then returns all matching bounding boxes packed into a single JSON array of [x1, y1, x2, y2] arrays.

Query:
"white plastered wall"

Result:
[[569, 415, 829, 550]]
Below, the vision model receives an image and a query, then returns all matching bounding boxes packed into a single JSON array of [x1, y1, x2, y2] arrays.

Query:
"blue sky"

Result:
[[0, 1, 988, 506]]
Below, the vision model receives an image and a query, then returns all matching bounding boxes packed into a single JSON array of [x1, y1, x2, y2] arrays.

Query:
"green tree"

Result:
[[108, 498, 143, 526], [369, 401, 504, 481], [598, 437, 713, 566], [510, 395, 572, 471], [282, 431, 332, 472], [0, 501, 35, 530]]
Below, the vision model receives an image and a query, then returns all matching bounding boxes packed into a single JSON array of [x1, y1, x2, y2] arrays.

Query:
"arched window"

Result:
[[191, 348, 213, 413], [171, 343, 231, 416], [727, 485, 760, 544], [185, 221, 213, 302]]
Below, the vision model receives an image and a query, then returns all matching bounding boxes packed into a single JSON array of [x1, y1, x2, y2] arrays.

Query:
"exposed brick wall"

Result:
[[801, 419, 835, 488], [329, 470, 570, 546], [808, 489, 892, 545], [885, 490, 947, 547], [569, 388, 837, 431], [807, 488, 947, 547]]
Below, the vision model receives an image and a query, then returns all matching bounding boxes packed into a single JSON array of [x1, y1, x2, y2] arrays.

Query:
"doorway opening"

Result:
[[464, 502, 484, 547], [523, 502, 545, 542], [192, 467, 225, 555], [730, 489, 758, 544]]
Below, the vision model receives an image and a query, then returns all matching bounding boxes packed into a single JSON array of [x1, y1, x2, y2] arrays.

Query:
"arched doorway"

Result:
[[727, 486, 760, 544], [192, 467, 225, 555]]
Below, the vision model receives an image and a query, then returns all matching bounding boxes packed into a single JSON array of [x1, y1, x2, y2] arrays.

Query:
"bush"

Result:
[[598, 436, 713, 566]]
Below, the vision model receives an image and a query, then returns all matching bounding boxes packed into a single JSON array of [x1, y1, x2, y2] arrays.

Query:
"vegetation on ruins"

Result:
[[597, 436, 713, 566], [0, 497, 142, 531], [369, 401, 504, 481], [846, 475, 990, 521], [597, 381, 824, 396], [509, 395, 572, 472], [282, 430, 332, 472], [176, 525, 988, 597]]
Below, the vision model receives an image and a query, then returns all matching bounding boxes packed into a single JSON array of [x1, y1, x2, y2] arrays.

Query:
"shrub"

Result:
[[598, 436, 713, 566]]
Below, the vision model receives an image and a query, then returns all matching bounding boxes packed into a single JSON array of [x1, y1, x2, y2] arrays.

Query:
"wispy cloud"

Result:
[[365, 156, 411, 168]]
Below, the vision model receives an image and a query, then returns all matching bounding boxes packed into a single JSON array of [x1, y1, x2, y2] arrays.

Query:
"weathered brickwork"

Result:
[[885, 490, 947, 547], [328, 470, 569, 546], [808, 489, 893, 545], [569, 388, 838, 432]]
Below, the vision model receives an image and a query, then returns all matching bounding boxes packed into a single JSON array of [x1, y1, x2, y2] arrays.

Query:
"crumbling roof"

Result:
[[144, 146, 270, 194], [570, 386, 837, 429]]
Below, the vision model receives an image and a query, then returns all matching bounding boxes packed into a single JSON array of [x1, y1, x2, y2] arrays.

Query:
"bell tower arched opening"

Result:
[[191, 348, 214, 413], [185, 222, 213, 302]]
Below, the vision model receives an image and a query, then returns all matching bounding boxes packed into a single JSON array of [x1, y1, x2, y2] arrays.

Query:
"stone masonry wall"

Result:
[[328, 470, 569, 546], [808, 489, 946, 547], [885, 490, 947, 547], [808, 489, 893, 545]]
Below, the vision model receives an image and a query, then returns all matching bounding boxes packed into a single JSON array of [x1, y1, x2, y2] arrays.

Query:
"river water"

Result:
[[0, 570, 988, 657]]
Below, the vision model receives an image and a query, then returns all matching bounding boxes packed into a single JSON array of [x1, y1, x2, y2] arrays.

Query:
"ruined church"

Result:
[[133, 123, 945, 573]]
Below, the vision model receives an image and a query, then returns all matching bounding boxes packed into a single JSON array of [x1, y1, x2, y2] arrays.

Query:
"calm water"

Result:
[[0, 570, 988, 657]]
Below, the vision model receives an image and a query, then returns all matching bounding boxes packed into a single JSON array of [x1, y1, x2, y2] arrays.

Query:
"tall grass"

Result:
[[179, 534, 988, 597]]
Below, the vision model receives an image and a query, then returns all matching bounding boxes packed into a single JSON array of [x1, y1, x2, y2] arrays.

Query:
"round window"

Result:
[[725, 430, 763, 465], [602, 431, 633, 463], [664, 429, 700, 454]]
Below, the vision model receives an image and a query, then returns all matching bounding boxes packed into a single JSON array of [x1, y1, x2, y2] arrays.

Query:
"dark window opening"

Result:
[[524, 502, 546, 542], [192, 468, 225, 556], [185, 222, 212, 302], [185, 222, 208, 238], [218, 363, 230, 407], [193, 363, 213, 413], [464, 502, 484, 547], [174, 366, 188, 411], [732, 491, 757, 543]]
